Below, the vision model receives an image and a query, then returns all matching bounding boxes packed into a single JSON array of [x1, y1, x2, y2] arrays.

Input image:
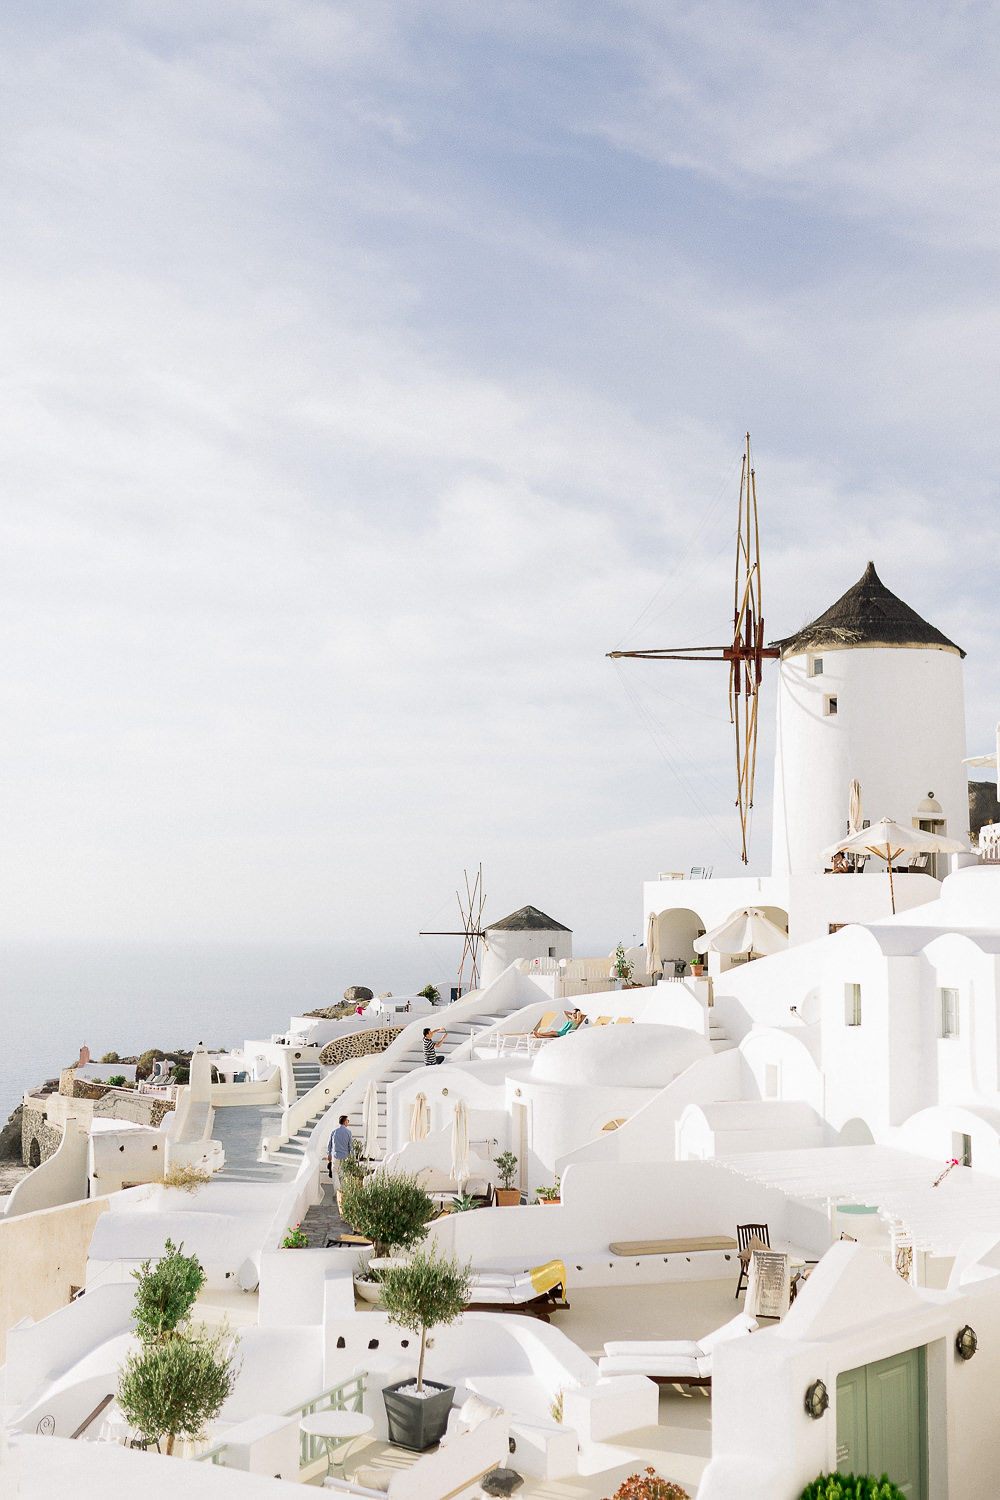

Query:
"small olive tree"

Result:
[[131, 1239, 206, 1343], [118, 1323, 238, 1455], [379, 1250, 472, 1391], [339, 1171, 434, 1258]]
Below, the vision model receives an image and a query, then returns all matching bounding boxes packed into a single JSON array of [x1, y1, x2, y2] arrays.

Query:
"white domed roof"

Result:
[[530, 1023, 711, 1089]]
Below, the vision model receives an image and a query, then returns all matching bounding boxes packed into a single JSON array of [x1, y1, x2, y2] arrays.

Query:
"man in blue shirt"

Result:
[[327, 1114, 353, 1185]]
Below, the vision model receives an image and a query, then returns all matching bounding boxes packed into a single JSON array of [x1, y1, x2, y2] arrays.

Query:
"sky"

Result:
[[1, 0, 998, 958]]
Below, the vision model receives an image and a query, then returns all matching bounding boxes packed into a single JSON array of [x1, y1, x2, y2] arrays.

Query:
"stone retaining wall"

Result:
[[318, 1026, 404, 1068], [21, 1107, 63, 1168]]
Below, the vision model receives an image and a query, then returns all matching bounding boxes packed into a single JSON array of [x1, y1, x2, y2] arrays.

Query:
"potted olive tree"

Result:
[[339, 1170, 435, 1301], [494, 1150, 520, 1207], [379, 1248, 473, 1450]]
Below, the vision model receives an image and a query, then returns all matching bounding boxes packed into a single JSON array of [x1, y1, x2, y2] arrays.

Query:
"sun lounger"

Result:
[[597, 1312, 758, 1385], [464, 1260, 569, 1322], [592, 1016, 612, 1026], [614, 1017, 633, 1024]]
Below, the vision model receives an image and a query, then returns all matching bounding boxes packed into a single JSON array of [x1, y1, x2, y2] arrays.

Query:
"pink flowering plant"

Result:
[[607, 1468, 690, 1500], [282, 1223, 309, 1248]]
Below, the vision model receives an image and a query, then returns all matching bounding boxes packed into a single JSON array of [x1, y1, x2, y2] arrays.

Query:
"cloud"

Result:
[[0, 1, 996, 949]]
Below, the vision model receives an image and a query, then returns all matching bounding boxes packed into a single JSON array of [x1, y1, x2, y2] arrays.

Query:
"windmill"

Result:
[[419, 864, 487, 991], [608, 434, 779, 863]]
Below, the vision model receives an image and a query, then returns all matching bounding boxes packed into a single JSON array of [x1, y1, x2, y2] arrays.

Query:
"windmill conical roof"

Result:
[[485, 905, 571, 933], [772, 561, 964, 659]]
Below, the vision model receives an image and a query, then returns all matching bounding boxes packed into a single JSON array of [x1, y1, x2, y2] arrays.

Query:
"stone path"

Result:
[[300, 1175, 354, 1246], [212, 1104, 301, 1184]]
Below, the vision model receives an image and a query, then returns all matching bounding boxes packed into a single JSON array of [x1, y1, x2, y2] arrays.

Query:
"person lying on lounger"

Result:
[[533, 1009, 585, 1039]]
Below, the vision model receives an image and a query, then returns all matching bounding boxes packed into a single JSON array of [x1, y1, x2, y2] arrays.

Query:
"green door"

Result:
[[836, 1347, 926, 1498]]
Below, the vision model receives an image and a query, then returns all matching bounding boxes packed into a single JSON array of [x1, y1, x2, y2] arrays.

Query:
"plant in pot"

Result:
[[612, 942, 634, 986], [378, 1248, 473, 1450], [535, 1178, 561, 1205], [339, 1170, 435, 1300], [494, 1150, 520, 1207]]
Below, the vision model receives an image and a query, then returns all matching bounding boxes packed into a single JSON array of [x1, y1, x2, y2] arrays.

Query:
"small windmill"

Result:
[[419, 864, 487, 991], [608, 434, 779, 863]]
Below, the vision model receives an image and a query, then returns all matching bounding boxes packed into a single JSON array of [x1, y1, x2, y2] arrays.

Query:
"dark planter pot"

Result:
[[382, 1378, 455, 1450]]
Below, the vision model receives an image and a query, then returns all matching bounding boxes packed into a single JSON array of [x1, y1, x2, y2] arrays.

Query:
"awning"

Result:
[[693, 907, 788, 958], [711, 1145, 1000, 1255]]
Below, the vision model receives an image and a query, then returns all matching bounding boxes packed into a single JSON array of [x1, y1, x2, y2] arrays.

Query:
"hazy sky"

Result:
[[2, 0, 998, 954]]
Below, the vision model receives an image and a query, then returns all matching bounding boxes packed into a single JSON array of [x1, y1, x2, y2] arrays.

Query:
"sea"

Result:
[[0, 940, 455, 1124]]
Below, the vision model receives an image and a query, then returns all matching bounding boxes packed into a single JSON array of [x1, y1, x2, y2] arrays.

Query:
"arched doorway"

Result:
[[837, 1116, 875, 1147], [655, 908, 706, 973], [28, 1137, 41, 1168]]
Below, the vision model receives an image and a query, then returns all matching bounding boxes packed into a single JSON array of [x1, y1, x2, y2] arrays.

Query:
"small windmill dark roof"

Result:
[[771, 562, 964, 659], [486, 905, 572, 933]]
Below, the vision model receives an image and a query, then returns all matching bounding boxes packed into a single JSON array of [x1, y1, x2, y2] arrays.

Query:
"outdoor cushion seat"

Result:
[[466, 1261, 569, 1320], [599, 1353, 707, 1380], [597, 1313, 757, 1382], [603, 1339, 702, 1358]]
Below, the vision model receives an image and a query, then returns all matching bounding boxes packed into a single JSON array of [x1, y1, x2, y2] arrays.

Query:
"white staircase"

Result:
[[343, 1004, 521, 1157], [709, 1016, 731, 1052], [271, 1060, 328, 1165]]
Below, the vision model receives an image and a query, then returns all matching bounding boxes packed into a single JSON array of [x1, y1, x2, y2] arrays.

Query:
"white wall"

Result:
[[699, 1240, 1000, 1500], [89, 1124, 167, 1196], [428, 1158, 829, 1279], [555, 1050, 742, 1173], [771, 644, 967, 878], [4, 1119, 90, 1220]]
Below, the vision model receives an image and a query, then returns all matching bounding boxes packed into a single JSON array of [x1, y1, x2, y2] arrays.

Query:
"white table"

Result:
[[300, 1410, 374, 1476]]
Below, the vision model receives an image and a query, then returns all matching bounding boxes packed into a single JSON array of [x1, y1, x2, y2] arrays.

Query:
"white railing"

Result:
[[194, 1371, 367, 1470]]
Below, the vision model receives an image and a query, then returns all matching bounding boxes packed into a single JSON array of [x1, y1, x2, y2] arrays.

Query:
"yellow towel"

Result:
[[529, 1259, 568, 1296]]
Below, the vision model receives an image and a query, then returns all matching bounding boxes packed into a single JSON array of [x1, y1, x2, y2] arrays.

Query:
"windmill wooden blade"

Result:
[[607, 434, 778, 864]]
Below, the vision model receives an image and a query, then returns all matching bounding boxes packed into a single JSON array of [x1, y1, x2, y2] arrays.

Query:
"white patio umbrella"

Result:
[[848, 779, 863, 835], [693, 907, 789, 959], [450, 1099, 470, 1189], [645, 909, 660, 977], [362, 1081, 381, 1160], [408, 1092, 430, 1143], [823, 817, 966, 914]]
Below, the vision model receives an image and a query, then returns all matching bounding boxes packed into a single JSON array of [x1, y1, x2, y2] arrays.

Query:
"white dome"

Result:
[[530, 1024, 712, 1089]]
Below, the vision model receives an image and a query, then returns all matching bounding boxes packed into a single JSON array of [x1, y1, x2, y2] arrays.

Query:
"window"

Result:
[[547, 947, 556, 958], [845, 983, 862, 1026], [810, 656, 824, 676], [825, 695, 838, 716], [953, 1132, 972, 1168], [940, 987, 959, 1038]]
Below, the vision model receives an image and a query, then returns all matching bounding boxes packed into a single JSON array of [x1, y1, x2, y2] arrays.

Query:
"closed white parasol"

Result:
[[693, 907, 789, 959], [408, 1092, 430, 1142], [450, 1099, 470, 1189], [362, 1081, 381, 1161], [645, 910, 660, 978], [823, 816, 966, 913], [848, 779, 863, 835]]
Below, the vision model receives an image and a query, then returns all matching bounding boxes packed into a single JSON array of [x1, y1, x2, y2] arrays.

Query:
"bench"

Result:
[[609, 1236, 738, 1256]]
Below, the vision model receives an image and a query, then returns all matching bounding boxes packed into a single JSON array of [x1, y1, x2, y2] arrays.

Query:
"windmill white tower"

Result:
[[770, 562, 968, 877]]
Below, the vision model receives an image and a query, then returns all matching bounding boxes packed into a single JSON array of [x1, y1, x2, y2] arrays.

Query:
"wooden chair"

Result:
[[735, 1223, 770, 1297]]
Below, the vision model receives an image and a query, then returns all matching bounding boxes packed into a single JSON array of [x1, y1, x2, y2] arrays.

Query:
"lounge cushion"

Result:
[[597, 1353, 703, 1379], [602, 1340, 702, 1358]]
